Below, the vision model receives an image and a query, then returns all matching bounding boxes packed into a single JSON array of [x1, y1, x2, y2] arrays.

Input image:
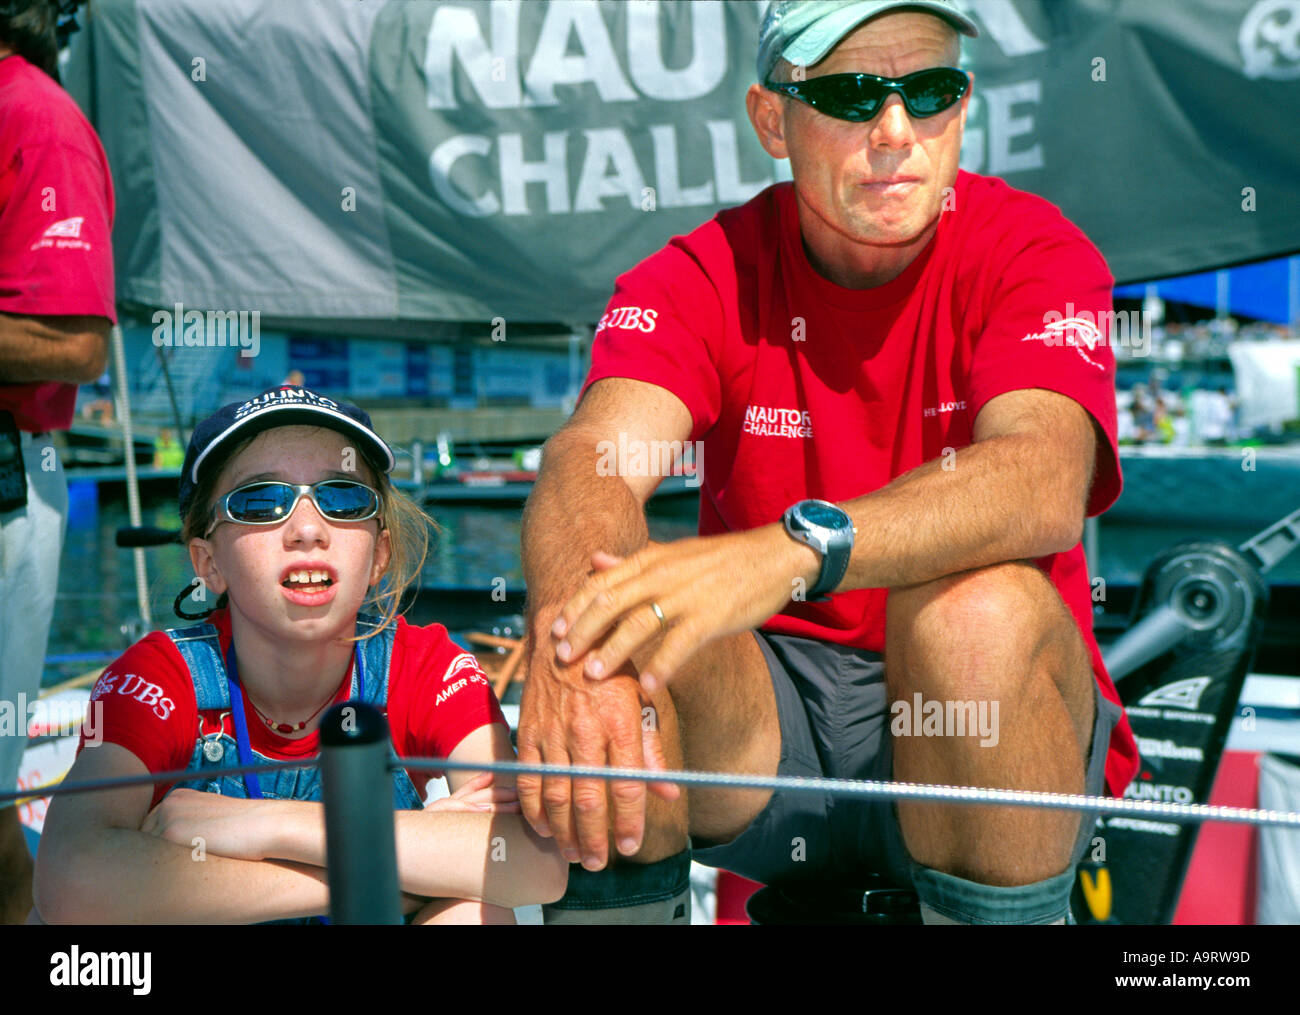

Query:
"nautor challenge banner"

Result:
[[68, 0, 1300, 326]]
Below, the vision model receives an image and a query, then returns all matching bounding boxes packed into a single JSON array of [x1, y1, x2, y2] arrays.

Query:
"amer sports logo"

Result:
[[1136, 676, 1213, 711], [443, 652, 487, 685], [30, 216, 92, 252], [43, 217, 83, 238]]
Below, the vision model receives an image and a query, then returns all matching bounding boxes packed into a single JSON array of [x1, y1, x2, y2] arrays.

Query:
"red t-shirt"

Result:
[[0, 54, 116, 432], [583, 172, 1138, 796], [79, 611, 508, 809]]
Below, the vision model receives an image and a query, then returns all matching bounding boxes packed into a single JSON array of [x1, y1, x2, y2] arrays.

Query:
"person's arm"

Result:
[[516, 377, 691, 866], [0, 312, 110, 384], [550, 387, 1098, 692], [276, 722, 567, 907], [34, 744, 343, 924], [832, 386, 1097, 589], [143, 723, 568, 909]]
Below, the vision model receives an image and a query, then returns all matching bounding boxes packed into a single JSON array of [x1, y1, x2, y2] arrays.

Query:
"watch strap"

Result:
[[807, 540, 849, 601]]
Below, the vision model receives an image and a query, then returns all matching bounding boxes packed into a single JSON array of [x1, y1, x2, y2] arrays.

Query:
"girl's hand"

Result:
[[426, 772, 520, 815], [141, 788, 279, 861]]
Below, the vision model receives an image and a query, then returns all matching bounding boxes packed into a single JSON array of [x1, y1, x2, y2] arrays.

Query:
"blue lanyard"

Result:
[[223, 640, 364, 800]]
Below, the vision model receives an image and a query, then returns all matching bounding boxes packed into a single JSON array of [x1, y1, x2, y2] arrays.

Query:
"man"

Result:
[[0, 0, 114, 923], [518, 0, 1138, 925]]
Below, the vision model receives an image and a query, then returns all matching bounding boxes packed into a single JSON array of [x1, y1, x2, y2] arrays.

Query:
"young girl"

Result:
[[34, 386, 567, 923]]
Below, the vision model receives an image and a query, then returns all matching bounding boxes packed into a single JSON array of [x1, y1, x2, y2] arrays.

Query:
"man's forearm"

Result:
[[836, 434, 1083, 593], [521, 428, 651, 627], [0, 313, 109, 384]]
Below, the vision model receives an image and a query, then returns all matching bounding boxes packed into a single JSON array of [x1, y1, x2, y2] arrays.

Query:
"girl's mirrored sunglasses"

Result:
[[207, 480, 381, 535], [765, 67, 969, 122]]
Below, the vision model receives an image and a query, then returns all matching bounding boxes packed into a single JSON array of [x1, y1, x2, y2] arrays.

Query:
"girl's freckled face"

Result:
[[201, 426, 390, 642]]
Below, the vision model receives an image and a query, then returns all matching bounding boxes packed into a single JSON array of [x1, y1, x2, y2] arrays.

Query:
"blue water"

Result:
[[43, 486, 1300, 688]]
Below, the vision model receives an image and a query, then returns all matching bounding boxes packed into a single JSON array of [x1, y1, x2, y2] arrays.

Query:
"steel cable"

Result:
[[6, 753, 1300, 829]]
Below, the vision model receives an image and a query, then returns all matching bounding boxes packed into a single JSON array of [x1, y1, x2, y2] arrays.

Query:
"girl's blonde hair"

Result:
[[179, 429, 436, 639]]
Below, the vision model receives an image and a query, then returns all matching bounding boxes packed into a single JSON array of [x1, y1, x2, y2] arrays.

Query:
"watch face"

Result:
[[802, 501, 849, 530]]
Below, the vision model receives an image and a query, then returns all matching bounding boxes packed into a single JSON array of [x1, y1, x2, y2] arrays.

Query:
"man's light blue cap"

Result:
[[757, 1, 979, 82]]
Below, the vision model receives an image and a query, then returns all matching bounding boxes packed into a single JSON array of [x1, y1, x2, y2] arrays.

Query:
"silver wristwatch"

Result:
[[781, 499, 854, 602]]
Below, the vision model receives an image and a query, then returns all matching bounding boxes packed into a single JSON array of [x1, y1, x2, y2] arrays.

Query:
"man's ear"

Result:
[[746, 82, 790, 160], [369, 526, 392, 588], [189, 537, 228, 596]]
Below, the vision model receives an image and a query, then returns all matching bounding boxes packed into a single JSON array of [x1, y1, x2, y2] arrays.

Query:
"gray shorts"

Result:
[[691, 630, 1123, 889]]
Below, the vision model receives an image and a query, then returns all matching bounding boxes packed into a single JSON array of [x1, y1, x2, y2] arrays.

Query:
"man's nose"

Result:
[[869, 93, 915, 150]]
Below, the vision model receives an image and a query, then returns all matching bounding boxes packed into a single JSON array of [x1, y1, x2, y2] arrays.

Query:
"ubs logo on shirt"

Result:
[[596, 306, 658, 334], [90, 670, 176, 721], [742, 405, 814, 439]]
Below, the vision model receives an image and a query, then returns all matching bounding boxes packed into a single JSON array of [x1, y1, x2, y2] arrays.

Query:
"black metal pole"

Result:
[[319, 702, 402, 925]]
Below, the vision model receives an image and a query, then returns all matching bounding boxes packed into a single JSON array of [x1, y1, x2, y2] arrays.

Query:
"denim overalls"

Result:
[[166, 613, 424, 922]]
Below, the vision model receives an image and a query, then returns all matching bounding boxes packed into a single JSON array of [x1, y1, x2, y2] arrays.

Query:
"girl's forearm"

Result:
[[273, 803, 567, 908], [37, 825, 335, 924]]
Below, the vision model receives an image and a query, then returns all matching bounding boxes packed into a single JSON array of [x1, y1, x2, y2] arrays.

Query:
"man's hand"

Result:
[[516, 618, 680, 871], [551, 525, 818, 694], [426, 772, 520, 815], [141, 788, 283, 861]]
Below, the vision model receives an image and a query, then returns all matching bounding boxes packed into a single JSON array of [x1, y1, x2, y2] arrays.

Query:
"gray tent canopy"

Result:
[[65, 0, 1300, 331]]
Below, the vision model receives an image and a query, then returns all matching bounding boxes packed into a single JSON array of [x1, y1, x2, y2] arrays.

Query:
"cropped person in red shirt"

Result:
[[518, 0, 1137, 925], [33, 388, 567, 923], [0, 0, 114, 925]]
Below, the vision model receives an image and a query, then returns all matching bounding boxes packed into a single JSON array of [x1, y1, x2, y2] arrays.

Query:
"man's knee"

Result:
[[889, 563, 1067, 676], [886, 561, 1094, 745], [889, 560, 1053, 638]]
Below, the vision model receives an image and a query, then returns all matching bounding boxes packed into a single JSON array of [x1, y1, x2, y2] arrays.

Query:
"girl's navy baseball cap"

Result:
[[178, 386, 395, 515]]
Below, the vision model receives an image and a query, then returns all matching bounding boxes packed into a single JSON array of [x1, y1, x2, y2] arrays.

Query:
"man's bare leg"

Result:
[[885, 560, 1096, 918], [0, 806, 35, 926], [633, 628, 781, 856], [543, 630, 779, 923]]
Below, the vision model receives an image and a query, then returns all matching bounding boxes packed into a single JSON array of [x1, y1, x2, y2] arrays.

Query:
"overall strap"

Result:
[[354, 614, 423, 812], [353, 614, 396, 706], [165, 623, 230, 710]]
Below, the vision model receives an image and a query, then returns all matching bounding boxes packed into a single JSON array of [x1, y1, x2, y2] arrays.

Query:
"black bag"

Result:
[[0, 410, 28, 513]]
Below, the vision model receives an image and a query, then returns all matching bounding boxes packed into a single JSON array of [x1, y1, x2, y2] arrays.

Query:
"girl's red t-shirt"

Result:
[[80, 610, 507, 808], [582, 172, 1138, 797]]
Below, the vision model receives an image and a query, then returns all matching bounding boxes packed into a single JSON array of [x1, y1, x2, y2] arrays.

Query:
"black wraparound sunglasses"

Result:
[[765, 67, 969, 122]]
